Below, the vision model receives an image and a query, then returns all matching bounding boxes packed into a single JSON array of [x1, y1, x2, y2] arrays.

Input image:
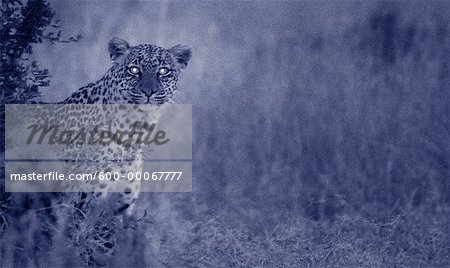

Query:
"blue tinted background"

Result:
[[3, 0, 450, 267]]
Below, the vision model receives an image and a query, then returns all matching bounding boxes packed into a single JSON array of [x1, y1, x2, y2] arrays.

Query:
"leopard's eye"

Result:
[[157, 67, 171, 76], [128, 66, 141, 75]]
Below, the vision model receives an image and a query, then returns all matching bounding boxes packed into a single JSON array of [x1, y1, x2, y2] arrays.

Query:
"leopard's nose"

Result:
[[140, 87, 158, 97], [138, 72, 159, 96]]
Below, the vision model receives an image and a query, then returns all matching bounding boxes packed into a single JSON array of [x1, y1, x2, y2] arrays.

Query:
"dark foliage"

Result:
[[0, 1, 80, 265]]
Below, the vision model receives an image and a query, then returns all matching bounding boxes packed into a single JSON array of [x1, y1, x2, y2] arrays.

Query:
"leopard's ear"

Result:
[[108, 37, 130, 63], [169, 45, 191, 69]]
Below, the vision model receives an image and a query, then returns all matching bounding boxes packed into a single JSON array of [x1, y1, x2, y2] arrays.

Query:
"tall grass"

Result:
[[1, 1, 449, 266]]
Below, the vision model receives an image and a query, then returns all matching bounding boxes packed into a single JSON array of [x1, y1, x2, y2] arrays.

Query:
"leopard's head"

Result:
[[105, 37, 191, 104]]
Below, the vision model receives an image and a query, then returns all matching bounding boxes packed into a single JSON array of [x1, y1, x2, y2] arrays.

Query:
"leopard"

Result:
[[50, 37, 191, 214], [7, 37, 191, 264], [63, 37, 191, 105]]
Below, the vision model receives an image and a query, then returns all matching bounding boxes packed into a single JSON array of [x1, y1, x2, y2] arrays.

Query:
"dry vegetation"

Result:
[[1, 1, 450, 267]]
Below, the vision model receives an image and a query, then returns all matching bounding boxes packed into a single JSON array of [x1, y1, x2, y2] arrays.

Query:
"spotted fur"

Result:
[[64, 37, 191, 105], [59, 37, 191, 214]]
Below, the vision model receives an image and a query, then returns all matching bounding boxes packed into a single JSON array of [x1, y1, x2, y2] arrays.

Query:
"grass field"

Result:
[[1, 1, 449, 266]]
